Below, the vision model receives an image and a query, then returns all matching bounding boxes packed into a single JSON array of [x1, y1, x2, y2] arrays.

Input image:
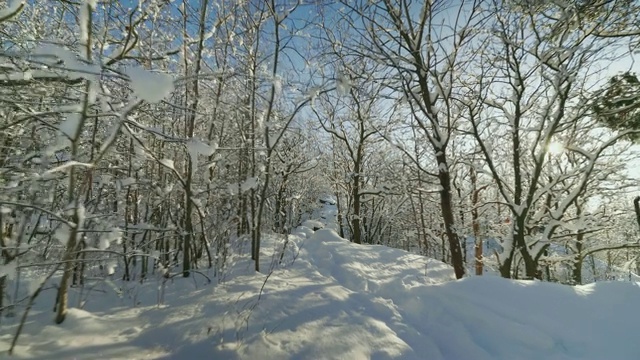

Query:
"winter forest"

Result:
[[2, 0, 640, 358]]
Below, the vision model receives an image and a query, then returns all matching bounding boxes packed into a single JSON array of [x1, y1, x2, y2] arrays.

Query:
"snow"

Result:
[[292, 225, 315, 238], [335, 70, 352, 95], [44, 161, 94, 175], [272, 76, 282, 97], [3, 202, 640, 359], [301, 219, 324, 230], [59, 113, 81, 139], [79, 1, 90, 46], [158, 158, 175, 170], [186, 138, 216, 168], [227, 177, 259, 195], [31, 44, 100, 81], [0, 0, 24, 21], [240, 177, 258, 192], [125, 68, 174, 104], [0, 261, 17, 281], [53, 225, 71, 246], [97, 228, 121, 250]]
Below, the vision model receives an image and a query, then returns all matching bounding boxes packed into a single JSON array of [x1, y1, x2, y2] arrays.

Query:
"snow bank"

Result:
[[3, 202, 640, 359], [301, 219, 324, 231]]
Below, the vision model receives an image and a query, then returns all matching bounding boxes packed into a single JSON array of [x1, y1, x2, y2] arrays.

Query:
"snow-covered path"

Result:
[[256, 204, 640, 360], [3, 202, 640, 359]]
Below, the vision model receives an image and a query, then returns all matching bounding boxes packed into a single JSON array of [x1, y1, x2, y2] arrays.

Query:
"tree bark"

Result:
[[352, 156, 363, 244], [634, 196, 640, 231], [572, 232, 584, 285], [470, 167, 483, 276], [436, 154, 464, 279]]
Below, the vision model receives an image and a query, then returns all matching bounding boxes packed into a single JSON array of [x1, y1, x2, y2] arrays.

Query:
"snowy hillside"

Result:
[[2, 203, 640, 359]]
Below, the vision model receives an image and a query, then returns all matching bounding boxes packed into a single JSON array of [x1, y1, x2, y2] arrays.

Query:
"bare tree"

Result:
[[463, 0, 640, 278], [336, 0, 486, 278], [312, 62, 386, 244]]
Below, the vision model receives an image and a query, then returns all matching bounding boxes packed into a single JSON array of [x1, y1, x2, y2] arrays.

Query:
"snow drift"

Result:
[[2, 203, 640, 359]]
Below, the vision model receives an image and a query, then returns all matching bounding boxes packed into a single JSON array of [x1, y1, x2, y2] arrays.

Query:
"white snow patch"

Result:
[[336, 70, 352, 95], [54, 225, 71, 246], [98, 228, 121, 250], [79, 1, 91, 46], [240, 177, 258, 192], [126, 68, 174, 104], [158, 159, 175, 170], [0, 0, 24, 21], [301, 219, 324, 230], [59, 113, 82, 139], [3, 202, 640, 359], [186, 138, 216, 169], [0, 261, 17, 281]]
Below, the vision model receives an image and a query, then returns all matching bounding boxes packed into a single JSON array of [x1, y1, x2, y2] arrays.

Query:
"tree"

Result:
[[593, 73, 640, 233], [335, 0, 486, 279], [0, 0, 181, 329], [0, 2, 337, 352], [249, 0, 334, 271], [635, 197, 640, 231], [271, 129, 319, 234], [594, 72, 640, 142], [313, 64, 385, 245], [463, 0, 640, 279]]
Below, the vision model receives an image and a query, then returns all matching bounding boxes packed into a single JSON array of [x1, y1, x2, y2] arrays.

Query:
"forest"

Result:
[[1, 0, 640, 357]]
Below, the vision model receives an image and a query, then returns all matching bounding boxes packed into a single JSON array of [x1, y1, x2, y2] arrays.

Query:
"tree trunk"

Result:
[[470, 167, 483, 276], [499, 252, 514, 278], [180, 0, 208, 277], [0, 275, 5, 320], [514, 216, 538, 279], [634, 196, 640, 231], [352, 170, 362, 244], [436, 154, 464, 279], [572, 255, 583, 285], [55, 215, 79, 324], [182, 161, 194, 277], [572, 204, 585, 285]]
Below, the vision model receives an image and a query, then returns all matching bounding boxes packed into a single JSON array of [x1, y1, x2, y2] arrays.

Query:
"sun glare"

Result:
[[548, 142, 564, 156]]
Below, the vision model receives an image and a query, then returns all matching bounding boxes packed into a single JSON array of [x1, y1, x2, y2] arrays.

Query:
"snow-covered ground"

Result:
[[2, 203, 640, 359]]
